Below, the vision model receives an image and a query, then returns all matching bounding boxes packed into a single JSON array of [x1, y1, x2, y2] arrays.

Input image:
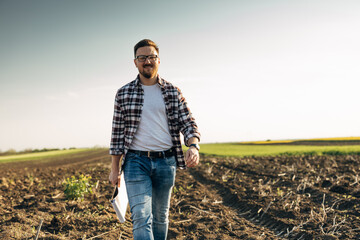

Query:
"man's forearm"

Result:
[[187, 137, 199, 146], [111, 155, 123, 173]]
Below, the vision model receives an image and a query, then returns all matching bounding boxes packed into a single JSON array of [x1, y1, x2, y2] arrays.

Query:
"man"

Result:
[[109, 39, 201, 240]]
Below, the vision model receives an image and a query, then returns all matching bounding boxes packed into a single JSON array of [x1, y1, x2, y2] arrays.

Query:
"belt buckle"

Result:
[[147, 151, 151, 158]]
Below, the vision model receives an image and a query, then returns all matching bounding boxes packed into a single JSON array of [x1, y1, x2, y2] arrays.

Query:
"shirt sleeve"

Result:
[[109, 92, 125, 155], [177, 88, 201, 146]]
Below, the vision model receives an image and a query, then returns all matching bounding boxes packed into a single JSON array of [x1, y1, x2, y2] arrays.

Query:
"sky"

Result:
[[1, 0, 360, 151]]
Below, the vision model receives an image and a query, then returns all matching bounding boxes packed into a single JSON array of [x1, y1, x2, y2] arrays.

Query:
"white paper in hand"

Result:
[[110, 173, 128, 223]]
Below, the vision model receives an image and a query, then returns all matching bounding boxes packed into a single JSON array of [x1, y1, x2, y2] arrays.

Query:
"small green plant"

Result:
[[276, 187, 284, 197], [62, 174, 94, 200]]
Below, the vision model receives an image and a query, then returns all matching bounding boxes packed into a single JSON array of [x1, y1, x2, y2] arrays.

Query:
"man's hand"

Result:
[[185, 147, 200, 167], [109, 170, 121, 187]]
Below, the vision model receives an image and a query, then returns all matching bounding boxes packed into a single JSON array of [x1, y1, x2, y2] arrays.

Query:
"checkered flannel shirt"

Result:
[[110, 75, 200, 169]]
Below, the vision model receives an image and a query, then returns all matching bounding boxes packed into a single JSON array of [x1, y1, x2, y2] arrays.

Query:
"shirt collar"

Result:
[[135, 74, 164, 87]]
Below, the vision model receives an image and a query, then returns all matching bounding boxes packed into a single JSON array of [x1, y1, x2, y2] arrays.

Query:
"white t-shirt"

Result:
[[129, 84, 173, 151]]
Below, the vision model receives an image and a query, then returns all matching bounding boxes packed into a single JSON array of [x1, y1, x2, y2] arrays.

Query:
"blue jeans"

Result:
[[123, 151, 176, 240]]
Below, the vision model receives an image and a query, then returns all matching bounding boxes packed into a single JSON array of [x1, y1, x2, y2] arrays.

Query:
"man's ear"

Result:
[[134, 59, 138, 68]]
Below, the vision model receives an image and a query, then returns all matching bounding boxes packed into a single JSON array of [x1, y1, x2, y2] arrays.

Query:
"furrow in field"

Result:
[[187, 166, 312, 239], [171, 169, 279, 239], [194, 154, 360, 239]]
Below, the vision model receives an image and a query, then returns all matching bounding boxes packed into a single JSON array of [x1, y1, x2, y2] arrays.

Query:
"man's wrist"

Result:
[[187, 137, 199, 146], [189, 143, 200, 151]]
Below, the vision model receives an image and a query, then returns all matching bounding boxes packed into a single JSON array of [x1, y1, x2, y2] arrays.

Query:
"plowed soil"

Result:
[[1, 148, 360, 239]]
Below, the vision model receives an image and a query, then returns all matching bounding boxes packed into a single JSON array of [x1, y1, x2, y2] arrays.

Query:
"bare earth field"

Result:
[[1, 148, 360, 239]]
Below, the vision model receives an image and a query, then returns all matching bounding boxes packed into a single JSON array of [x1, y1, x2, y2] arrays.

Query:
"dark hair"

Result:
[[134, 39, 159, 57]]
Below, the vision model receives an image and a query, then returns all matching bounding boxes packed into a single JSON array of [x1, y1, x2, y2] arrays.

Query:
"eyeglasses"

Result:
[[135, 55, 158, 62]]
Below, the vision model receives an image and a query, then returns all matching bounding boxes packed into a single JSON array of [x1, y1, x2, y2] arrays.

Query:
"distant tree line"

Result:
[[0, 147, 77, 156]]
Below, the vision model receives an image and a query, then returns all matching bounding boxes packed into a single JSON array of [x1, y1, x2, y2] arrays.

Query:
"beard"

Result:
[[142, 71, 153, 79], [140, 64, 157, 79]]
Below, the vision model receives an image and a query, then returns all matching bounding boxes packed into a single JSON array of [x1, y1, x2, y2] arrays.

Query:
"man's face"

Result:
[[134, 46, 160, 79]]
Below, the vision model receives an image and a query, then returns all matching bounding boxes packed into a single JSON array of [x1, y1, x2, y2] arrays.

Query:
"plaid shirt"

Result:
[[110, 75, 200, 169]]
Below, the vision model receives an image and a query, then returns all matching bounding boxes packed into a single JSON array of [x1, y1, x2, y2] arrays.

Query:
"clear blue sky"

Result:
[[1, 0, 360, 151]]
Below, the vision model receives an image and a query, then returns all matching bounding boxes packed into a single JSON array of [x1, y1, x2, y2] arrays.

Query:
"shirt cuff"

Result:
[[184, 133, 201, 147], [109, 149, 124, 156]]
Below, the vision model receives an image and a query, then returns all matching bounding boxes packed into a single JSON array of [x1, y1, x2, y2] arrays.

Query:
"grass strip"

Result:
[[0, 148, 95, 163], [197, 144, 360, 157]]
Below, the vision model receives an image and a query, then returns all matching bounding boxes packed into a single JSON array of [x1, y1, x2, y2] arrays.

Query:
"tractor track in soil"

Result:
[[178, 154, 360, 239], [187, 166, 309, 239]]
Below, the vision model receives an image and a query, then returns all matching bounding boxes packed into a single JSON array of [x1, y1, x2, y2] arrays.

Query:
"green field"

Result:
[[240, 136, 360, 144], [198, 143, 360, 157], [3, 139, 360, 164], [0, 148, 93, 163]]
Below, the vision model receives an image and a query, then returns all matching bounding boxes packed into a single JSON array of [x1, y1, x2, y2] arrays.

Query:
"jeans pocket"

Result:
[[165, 156, 176, 166]]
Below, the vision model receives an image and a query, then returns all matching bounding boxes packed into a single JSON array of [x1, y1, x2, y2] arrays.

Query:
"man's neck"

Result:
[[139, 74, 158, 86]]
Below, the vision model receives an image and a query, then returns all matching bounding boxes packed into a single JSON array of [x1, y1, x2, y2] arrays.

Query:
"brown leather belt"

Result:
[[128, 148, 175, 158]]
